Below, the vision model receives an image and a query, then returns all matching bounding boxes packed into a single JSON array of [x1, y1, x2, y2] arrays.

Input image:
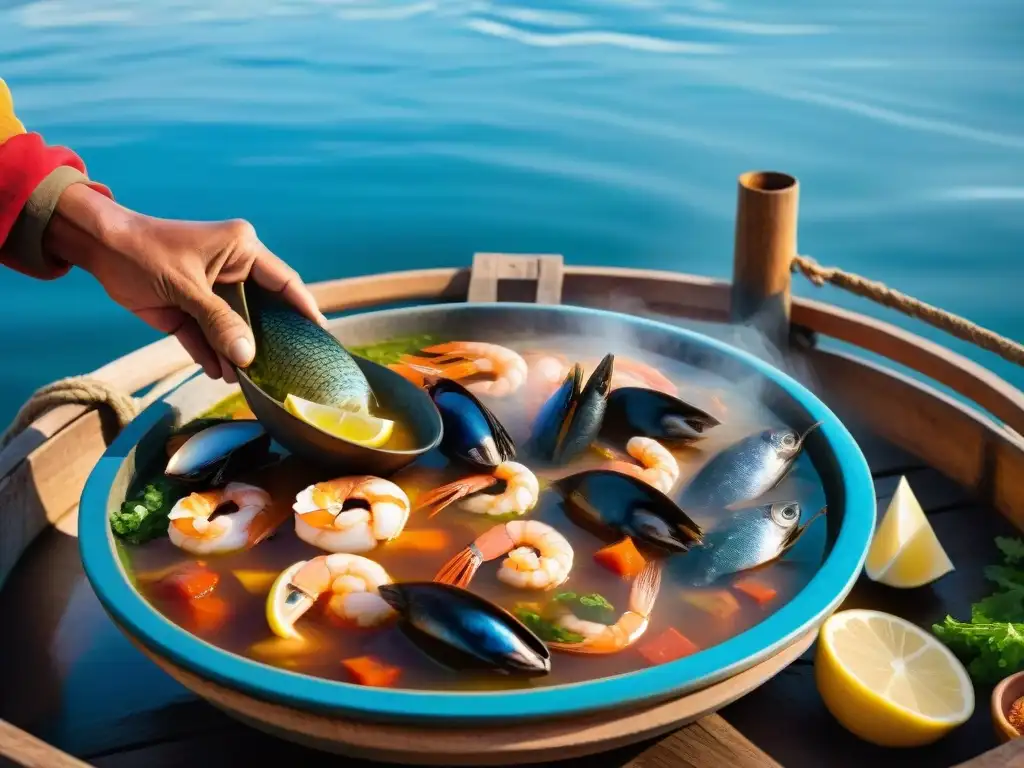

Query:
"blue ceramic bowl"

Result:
[[80, 303, 874, 725]]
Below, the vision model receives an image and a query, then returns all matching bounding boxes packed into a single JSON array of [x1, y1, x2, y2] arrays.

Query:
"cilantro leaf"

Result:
[[997, 537, 1024, 565], [513, 606, 584, 644], [553, 592, 615, 624], [111, 477, 185, 544]]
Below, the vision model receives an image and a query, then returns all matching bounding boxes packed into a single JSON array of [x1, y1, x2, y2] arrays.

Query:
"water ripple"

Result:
[[464, 18, 729, 54], [662, 13, 833, 36], [336, 1, 438, 21]]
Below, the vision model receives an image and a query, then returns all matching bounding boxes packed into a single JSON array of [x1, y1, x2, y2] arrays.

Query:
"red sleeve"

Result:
[[0, 132, 112, 276]]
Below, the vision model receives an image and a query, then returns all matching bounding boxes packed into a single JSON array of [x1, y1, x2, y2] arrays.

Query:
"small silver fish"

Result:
[[678, 424, 819, 511], [686, 501, 825, 586]]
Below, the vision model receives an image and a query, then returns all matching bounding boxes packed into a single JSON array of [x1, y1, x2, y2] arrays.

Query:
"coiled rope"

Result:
[[0, 376, 141, 451], [791, 255, 1024, 367]]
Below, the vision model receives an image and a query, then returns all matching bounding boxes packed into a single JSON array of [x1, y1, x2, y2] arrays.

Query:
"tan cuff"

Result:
[[7, 166, 90, 280]]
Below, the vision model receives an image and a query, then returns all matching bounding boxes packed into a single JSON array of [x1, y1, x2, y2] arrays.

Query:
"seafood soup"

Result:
[[116, 332, 828, 692]]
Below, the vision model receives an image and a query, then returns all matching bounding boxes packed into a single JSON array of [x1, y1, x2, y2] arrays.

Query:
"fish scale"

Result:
[[246, 305, 371, 410]]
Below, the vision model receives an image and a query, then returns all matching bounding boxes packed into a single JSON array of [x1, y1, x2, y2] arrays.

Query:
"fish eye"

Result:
[[782, 505, 798, 519], [781, 433, 797, 447], [771, 504, 799, 525]]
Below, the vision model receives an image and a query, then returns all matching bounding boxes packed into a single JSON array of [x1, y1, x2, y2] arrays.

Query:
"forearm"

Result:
[[41, 183, 136, 275]]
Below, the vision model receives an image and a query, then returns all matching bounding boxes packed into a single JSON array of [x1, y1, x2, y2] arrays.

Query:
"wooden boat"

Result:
[[2, 171, 1022, 768]]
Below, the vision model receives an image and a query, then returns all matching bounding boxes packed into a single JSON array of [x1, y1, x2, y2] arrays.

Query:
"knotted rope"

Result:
[[0, 376, 140, 451], [792, 255, 1024, 368]]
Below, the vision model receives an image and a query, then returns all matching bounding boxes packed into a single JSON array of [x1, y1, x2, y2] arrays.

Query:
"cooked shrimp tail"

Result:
[[415, 475, 497, 518], [433, 523, 515, 587], [548, 559, 662, 655]]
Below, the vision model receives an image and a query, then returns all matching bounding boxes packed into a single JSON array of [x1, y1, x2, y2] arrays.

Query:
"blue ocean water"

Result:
[[1, 0, 1022, 427]]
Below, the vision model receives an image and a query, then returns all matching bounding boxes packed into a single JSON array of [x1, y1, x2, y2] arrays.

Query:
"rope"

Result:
[[0, 376, 140, 451], [791, 254, 1024, 367]]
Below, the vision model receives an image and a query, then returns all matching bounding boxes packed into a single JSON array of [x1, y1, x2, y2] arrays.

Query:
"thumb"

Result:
[[186, 287, 256, 368]]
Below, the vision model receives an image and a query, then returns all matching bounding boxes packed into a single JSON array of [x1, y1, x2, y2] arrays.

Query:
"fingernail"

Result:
[[229, 337, 255, 367]]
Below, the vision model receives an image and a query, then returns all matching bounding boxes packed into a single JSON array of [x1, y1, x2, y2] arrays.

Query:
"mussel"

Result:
[[529, 353, 614, 464], [678, 424, 820, 511], [377, 582, 550, 677], [601, 387, 720, 445], [165, 421, 272, 486], [550, 469, 704, 556], [165, 417, 236, 458], [681, 501, 826, 586], [427, 378, 515, 469]]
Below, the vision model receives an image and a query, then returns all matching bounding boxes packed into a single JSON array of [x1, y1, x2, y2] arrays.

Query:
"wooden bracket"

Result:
[[467, 253, 564, 305]]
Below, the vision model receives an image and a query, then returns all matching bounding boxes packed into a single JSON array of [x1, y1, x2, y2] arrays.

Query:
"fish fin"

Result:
[[628, 560, 663, 616], [433, 547, 483, 587], [415, 476, 497, 518]]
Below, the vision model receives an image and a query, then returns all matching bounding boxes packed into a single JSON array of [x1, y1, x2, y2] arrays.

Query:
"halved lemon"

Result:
[[266, 561, 310, 640], [284, 393, 394, 448], [864, 476, 953, 588], [815, 609, 974, 747]]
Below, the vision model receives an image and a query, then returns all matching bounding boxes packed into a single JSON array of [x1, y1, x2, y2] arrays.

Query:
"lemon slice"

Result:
[[233, 570, 278, 595], [816, 609, 974, 747], [864, 477, 953, 588], [266, 561, 312, 640], [284, 393, 394, 448]]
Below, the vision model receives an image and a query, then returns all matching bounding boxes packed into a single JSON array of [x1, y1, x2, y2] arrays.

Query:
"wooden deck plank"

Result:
[[0, 420, 1013, 767]]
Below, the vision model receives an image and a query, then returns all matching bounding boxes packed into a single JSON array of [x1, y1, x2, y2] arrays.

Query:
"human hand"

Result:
[[45, 183, 327, 382]]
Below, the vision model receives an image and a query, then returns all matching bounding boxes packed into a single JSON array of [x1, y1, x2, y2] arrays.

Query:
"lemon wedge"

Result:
[[233, 570, 278, 595], [864, 477, 953, 588], [266, 561, 310, 640], [284, 393, 394, 448], [815, 609, 974, 747]]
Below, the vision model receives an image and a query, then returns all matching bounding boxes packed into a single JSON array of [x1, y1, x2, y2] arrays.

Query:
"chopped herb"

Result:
[[350, 335, 441, 366], [933, 536, 1024, 683], [513, 606, 585, 644], [553, 592, 615, 625], [110, 476, 185, 544]]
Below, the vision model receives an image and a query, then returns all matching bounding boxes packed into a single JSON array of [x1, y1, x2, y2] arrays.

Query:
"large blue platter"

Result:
[[79, 302, 874, 724]]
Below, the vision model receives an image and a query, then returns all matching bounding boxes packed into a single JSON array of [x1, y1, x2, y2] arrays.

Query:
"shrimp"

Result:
[[270, 554, 395, 638], [602, 436, 680, 494], [434, 519, 574, 591], [414, 461, 539, 519], [292, 476, 410, 554], [167, 482, 279, 555], [550, 560, 662, 654], [395, 341, 528, 397]]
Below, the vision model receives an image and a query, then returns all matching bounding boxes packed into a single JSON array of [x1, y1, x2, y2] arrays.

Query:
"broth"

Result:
[[122, 335, 827, 692]]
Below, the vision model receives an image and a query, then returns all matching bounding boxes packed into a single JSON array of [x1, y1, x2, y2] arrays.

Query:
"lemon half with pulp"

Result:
[[815, 609, 974, 747], [284, 393, 393, 448]]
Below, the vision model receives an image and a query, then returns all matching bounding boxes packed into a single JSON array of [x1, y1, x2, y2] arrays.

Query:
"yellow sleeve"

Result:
[[0, 78, 27, 143]]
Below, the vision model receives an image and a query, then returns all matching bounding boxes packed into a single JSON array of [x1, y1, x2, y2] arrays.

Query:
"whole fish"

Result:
[[683, 501, 825, 586], [678, 424, 819, 511], [241, 283, 372, 411]]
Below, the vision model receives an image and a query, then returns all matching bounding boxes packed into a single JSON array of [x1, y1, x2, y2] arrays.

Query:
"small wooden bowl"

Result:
[[991, 670, 1024, 742]]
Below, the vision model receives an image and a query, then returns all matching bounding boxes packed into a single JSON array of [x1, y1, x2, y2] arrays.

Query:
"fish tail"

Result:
[[433, 547, 483, 588]]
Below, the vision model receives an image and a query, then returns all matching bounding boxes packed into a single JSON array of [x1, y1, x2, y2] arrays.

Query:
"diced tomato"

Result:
[[156, 562, 219, 601], [342, 656, 401, 687], [593, 537, 646, 578], [186, 595, 230, 633], [734, 578, 778, 605], [636, 627, 700, 666]]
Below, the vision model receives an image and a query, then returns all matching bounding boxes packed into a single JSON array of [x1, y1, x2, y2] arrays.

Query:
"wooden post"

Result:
[[731, 171, 799, 350]]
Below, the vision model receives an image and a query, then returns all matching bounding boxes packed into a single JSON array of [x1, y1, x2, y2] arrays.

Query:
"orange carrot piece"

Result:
[[156, 562, 219, 601], [734, 578, 778, 605], [682, 590, 741, 620], [386, 529, 451, 552], [594, 537, 646, 578], [342, 656, 401, 688], [636, 627, 700, 666], [187, 595, 230, 633]]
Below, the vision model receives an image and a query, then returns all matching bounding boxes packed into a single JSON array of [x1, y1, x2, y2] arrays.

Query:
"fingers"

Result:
[[173, 318, 223, 380], [247, 241, 327, 328], [182, 288, 256, 369]]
